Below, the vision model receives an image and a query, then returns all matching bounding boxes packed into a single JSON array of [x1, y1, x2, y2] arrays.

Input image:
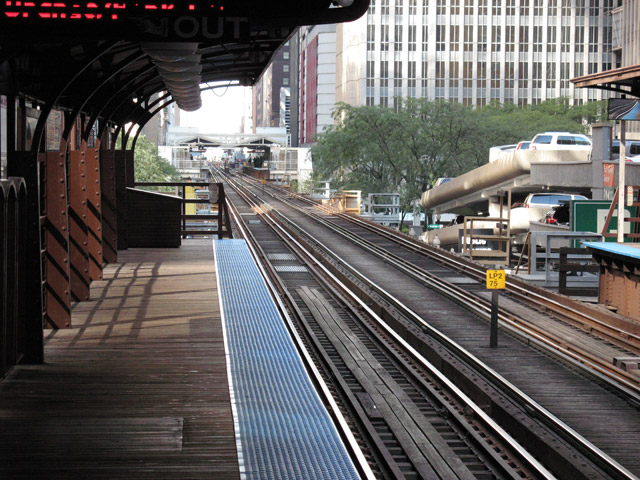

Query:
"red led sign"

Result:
[[3, 0, 226, 19]]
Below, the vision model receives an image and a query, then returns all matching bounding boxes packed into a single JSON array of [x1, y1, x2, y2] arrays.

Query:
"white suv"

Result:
[[530, 132, 592, 151], [522, 193, 588, 208]]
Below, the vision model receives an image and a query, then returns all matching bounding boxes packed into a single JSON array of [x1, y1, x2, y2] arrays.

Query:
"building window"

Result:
[[532, 62, 542, 88], [408, 61, 416, 97], [533, 25, 542, 52], [394, 60, 403, 98], [380, 60, 389, 101], [381, 0, 389, 15], [518, 61, 529, 88], [367, 23, 375, 50], [436, 0, 446, 15], [422, 25, 428, 51], [479, 0, 487, 15], [435, 61, 445, 88], [505, 25, 515, 52], [547, 62, 556, 88], [492, 0, 501, 16], [451, 0, 460, 14], [548, 0, 557, 15], [283, 64, 289, 73], [491, 61, 501, 89], [408, 25, 416, 51], [560, 62, 570, 89], [560, 26, 570, 53], [506, 0, 515, 15], [409, 0, 416, 15], [492, 25, 501, 52], [464, 0, 473, 16], [450, 25, 460, 51], [436, 25, 445, 51], [381, 25, 389, 51], [519, 25, 529, 52], [588, 25, 598, 53], [478, 25, 487, 51], [533, 0, 543, 16], [547, 26, 556, 52], [505, 61, 514, 88], [395, 0, 403, 16], [395, 25, 403, 51], [463, 24, 473, 52], [478, 61, 487, 89]]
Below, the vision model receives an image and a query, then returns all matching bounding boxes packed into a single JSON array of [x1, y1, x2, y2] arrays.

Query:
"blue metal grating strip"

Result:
[[214, 239, 360, 480]]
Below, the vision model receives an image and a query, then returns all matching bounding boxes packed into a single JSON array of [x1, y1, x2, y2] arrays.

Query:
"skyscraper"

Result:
[[336, 0, 614, 108]]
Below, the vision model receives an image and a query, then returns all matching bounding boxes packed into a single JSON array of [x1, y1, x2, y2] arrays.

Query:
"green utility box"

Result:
[[570, 200, 636, 242]]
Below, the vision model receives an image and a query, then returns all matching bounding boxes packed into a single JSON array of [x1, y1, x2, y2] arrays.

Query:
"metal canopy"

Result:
[[571, 64, 640, 98], [0, 0, 370, 132]]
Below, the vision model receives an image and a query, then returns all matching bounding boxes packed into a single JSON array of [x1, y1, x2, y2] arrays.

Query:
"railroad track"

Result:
[[235, 172, 640, 395], [218, 169, 640, 480]]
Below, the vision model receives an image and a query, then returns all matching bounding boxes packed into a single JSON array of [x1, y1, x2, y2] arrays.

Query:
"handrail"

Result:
[[132, 180, 232, 238]]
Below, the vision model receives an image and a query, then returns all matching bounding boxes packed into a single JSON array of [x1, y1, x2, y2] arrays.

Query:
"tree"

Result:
[[312, 98, 606, 228], [133, 134, 181, 193]]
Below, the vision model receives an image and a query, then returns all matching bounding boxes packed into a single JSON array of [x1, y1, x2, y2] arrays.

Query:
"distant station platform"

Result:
[[584, 242, 640, 321], [214, 239, 359, 480]]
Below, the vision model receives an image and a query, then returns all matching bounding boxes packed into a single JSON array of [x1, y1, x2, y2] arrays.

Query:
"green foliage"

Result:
[[312, 98, 606, 224], [133, 134, 181, 193]]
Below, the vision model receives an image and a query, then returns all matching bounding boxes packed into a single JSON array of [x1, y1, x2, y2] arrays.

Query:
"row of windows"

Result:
[[366, 59, 608, 83], [366, 90, 593, 109], [368, 23, 608, 55], [368, 0, 613, 17]]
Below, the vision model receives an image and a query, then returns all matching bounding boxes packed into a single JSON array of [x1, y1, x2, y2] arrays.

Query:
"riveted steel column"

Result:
[[42, 149, 71, 328], [100, 141, 118, 263], [68, 140, 90, 302], [85, 140, 103, 280]]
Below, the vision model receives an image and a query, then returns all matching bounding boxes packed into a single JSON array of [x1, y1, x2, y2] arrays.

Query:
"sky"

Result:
[[179, 84, 250, 134]]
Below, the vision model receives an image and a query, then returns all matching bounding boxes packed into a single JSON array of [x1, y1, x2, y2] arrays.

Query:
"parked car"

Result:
[[521, 192, 588, 208], [611, 140, 640, 159], [530, 132, 592, 151], [489, 144, 517, 162]]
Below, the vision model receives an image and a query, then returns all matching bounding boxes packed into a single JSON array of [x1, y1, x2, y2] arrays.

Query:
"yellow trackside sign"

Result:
[[486, 270, 506, 289]]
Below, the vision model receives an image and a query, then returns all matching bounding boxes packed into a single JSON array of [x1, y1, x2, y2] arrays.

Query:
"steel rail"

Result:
[[226, 175, 558, 480], [242, 174, 640, 387], [258, 176, 640, 354], [266, 190, 640, 395], [225, 172, 640, 480], [223, 192, 378, 480]]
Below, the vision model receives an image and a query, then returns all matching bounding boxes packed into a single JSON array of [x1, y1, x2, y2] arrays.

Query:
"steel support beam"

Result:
[[68, 141, 90, 302], [86, 140, 103, 280]]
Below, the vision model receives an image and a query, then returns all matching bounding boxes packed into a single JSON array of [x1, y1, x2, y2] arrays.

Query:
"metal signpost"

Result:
[[486, 269, 506, 348]]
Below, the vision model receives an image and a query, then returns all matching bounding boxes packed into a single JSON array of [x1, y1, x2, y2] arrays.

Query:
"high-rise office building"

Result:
[[336, 0, 614, 108], [611, 0, 640, 68], [252, 42, 292, 136]]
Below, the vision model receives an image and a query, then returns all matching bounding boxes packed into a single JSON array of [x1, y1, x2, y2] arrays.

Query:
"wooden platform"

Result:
[[0, 239, 239, 479]]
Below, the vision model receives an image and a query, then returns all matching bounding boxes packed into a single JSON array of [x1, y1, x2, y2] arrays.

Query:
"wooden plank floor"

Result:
[[0, 239, 239, 479]]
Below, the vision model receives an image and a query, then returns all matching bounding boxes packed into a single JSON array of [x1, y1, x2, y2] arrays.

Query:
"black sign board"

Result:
[[0, 0, 368, 42], [608, 98, 640, 121]]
